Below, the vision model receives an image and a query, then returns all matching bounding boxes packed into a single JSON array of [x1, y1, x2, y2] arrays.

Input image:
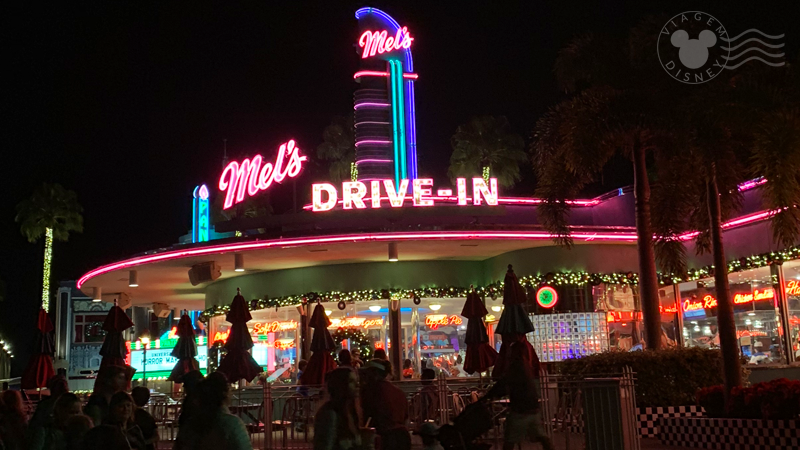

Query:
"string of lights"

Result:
[[199, 245, 800, 322]]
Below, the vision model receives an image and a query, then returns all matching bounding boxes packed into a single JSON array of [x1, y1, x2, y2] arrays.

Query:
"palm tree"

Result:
[[317, 115, 355, 183], [448, 115, 527, 188], [16, 183, 83, 312], [651, 63, 800, 395], [532, 21, 675, 351]]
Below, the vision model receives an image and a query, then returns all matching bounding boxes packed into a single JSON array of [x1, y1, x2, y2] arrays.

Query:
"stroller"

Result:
[[437, 398, 495, 450]]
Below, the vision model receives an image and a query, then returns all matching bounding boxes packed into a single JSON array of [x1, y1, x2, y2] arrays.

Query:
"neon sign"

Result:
[[359, 27, 413, 59], [329, 317, 384, 329], [274, 339, 295, 350], [683, 295, 718, 312], [192, 185, 210, 243], [312, 178, 498, 212], [733, 289, 774, 304], [213, 329, 230, 343], [251, 320, 298, 335], [536, 286, 558, 308], [219, 140, 307, 209], [425, 314, 463, 330]]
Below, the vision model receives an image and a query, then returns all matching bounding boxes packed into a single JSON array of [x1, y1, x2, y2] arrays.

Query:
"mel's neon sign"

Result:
[[359, 27, 413, 59], [219, 140, 307, 210], [312, 178, 499, 211]]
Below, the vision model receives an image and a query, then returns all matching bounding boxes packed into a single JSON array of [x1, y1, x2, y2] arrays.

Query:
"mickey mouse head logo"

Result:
[[657, 11, 729, 84], [671, 29, 717, 69]]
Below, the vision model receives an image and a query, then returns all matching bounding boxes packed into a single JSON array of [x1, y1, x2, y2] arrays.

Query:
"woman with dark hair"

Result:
[[338, 349, 353, 368], [314, 368, 361, 450], [0, 390, 28, 450], [174, 372, 252, 450], [83, 391, 146, 449], [85, 365, 129, 426], [27, 392, 85, 450]]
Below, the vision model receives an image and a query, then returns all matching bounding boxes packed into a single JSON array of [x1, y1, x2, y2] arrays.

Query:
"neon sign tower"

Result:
[[354, 7, 418, 186]]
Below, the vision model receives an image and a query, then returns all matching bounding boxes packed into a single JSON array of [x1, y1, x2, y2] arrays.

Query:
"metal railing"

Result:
[[149, 369, 639, 450]]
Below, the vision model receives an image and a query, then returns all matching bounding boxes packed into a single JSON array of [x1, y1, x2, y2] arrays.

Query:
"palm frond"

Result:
[[16, 183, 83, 243]]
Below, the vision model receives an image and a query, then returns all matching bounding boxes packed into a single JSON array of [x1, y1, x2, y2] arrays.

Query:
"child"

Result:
[[131, 387, 158, 450]]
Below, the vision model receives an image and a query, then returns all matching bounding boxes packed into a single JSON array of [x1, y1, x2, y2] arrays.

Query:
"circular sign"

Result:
[[656, 11, 729, 85], [536, 286, 558, 309]]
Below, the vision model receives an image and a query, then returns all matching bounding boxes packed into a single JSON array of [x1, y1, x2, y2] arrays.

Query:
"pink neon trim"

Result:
[[355, 159, 393, 165], [355, 140, 392, 147], [354, 102, 391, 110], [353, 71, 419, 80], [738, 177, 767, 192], [302, 196, 600, 210], [77, 230, 640, 288], [678, 209, 778, 240]]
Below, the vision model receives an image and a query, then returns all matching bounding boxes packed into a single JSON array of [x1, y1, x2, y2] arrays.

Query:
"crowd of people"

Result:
[[0, 343, 550, 450]]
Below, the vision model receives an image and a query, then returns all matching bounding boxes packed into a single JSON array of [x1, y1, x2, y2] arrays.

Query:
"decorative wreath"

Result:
[[85, 322, 107, 340], [332, 327, 374, 360]]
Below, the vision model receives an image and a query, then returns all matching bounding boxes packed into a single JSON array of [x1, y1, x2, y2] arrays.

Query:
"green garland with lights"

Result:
[[198, 245, 800, 322], [332, 327, 373, 360], [84, 322, 107, 340]]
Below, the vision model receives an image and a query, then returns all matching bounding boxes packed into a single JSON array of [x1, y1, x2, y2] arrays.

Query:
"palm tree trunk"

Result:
[[707, 165, 742, 401], [41, 227, 53, 312], [632, 138, 662, 350]]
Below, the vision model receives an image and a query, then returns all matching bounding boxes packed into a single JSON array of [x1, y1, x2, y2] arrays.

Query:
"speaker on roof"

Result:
[[188, 261, 222, 286], [153, 303, 171, 318]]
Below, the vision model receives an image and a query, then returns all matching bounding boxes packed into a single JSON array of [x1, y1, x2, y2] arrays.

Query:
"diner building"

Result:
[[56, 7, 799, 390]]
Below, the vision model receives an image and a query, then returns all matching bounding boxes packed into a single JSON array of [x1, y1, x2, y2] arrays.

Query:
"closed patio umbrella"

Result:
[[299, 303, 336, 385], [21, 308, 55, 389], [168, 311, 200, 382], [217, 288, 263, 383], [100, 300, 134, 368], [462, 289, 497, 375], [493, 265, 536, 379]]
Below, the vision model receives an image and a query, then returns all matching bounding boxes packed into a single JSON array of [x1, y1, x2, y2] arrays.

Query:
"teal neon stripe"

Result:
[[389, 61, 401, 185], [393, 62, 407, 179]]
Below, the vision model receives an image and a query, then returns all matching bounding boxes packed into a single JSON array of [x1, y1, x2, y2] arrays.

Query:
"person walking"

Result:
[[85, 365, 128, 426], [83, 392, 146, 449], [314, 368, 362, 450], [482, 342, 554, 450], [0, 390, 29, 450], [174, 372, 252, 450], [360, 360, 410, 450]]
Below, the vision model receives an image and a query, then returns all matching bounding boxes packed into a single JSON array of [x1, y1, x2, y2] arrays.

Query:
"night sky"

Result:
[[2, 1, 796, 373]]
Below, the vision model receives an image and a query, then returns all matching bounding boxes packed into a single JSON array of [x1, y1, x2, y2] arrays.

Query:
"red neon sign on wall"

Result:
[[251, 320, 298, 335], [219, 140, 307, 209], [425, 314, 463, 330], [359, 28, 413, 59]]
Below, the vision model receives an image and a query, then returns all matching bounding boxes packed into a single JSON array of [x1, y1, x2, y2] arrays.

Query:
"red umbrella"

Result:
[[100, 301, 134, 368], [299, 303, 336, 385], [461, 289, 497, 375], [168, 311, 200, 382], [21, 309, 55, 389], [217, 289, 262, 383], [493, 265, 536, 379]]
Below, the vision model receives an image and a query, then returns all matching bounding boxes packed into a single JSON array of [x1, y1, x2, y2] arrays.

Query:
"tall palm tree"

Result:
[[652, 63, 800, 396], [448, 115, 527, 188], [16, 183, 83, 312], [317, 115, 355, 183], [532, 20, 675, 351]]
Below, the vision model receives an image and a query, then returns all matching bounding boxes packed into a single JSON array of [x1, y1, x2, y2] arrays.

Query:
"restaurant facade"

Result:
[[56, 7, 799, 389]]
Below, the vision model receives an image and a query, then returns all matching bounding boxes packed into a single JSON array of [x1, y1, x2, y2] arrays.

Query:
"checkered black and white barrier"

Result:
[[638, 405, 703, 437], [658, 417, 800, 450]]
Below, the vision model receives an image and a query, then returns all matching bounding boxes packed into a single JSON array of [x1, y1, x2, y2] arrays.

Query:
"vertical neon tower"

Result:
[[354, 7, 418, 185], [192, 184, 210, 243]]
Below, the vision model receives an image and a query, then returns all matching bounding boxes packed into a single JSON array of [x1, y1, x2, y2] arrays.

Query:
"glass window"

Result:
[[74, 314, 107, 343], [679, 266, 785, 365], [779, 260, 800, 360]]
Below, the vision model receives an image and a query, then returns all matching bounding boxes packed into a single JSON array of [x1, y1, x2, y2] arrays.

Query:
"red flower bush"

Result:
[[697, 378, 800, 420]]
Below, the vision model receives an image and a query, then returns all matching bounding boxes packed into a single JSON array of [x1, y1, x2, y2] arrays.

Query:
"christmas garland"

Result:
[[197, 245, 800, 322], [84, 322, 107, 340], [332, 327, 373, 360]]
